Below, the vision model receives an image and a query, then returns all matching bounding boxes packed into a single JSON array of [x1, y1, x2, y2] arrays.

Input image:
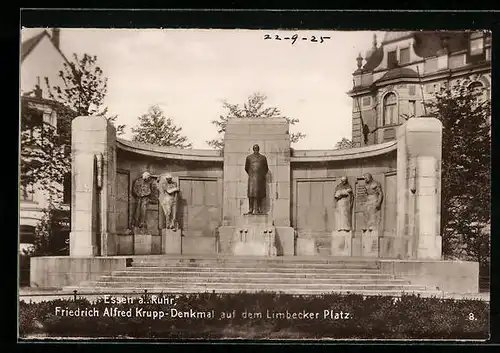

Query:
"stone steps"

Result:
[[97, 275, 410, 285], [130, 261, 380, 269], [69, 281, 431, 290], [120, 267, 384, 274], [63, 256, 439, 296], [111, 270, 394, 278], [128, 255, 378, 263], [62, 287, 440, 297]]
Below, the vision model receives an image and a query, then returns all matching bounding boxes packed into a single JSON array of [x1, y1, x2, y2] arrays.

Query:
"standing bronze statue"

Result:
[[362, 173, 384, 233], [244, 144, 269, 215], [131, 171, 154, 229], [334, 176, 354, 232], [158, 173, 179, 230]]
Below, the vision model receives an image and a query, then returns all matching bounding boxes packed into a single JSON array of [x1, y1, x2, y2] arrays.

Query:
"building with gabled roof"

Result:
[[348, 31, 491, 147], [20, 28, 72, 255]]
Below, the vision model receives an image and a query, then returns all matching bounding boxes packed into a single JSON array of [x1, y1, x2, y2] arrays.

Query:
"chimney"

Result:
[[34, 77, 43, 98], [51, 28, 60, 49], [34, 85, 43, 99]]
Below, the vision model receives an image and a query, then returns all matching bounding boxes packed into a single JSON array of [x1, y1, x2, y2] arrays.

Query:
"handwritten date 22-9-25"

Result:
[[264, 34, 331, 44]]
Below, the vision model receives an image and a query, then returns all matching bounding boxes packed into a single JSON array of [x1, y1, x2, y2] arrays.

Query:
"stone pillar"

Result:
[[396, 117, 442, 260], [70, 116, 117, 256]]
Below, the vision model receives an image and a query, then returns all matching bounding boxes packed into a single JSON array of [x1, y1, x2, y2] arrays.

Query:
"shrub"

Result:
[[19, 292, 489, 340]]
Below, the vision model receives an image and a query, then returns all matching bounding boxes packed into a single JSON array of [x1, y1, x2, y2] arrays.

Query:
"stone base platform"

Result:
[[218, 214, 294, 256], [134, 230, 153, 255], [30, 255, 479, 294], [162, 229, 182, 255]]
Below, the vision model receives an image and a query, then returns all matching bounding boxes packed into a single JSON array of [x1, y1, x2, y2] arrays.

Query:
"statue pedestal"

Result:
[[331, 231, 352, 256], [230, 214, 277, 256], [162, 228, 182, 255], [218, 214, 294, 256], [361, 230, 379, 257], [134, 228, 153, 255], [296, 232, 316, 255], [296, 238, 316, 255]]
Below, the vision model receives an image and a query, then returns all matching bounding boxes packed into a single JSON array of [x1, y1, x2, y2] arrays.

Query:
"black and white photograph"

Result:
[[18, 13, 491, 341]]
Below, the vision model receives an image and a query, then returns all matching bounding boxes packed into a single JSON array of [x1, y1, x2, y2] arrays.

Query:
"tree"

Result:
[[20, 100, 69, 198], [45, 53, 125, 135], [335, 137, 356, 150], [22, 53, 122, 202], [426, 78, 490, 264], [21, 53, 121, 256], [131, 105, 192, 148], [207, 92, 305, 149]]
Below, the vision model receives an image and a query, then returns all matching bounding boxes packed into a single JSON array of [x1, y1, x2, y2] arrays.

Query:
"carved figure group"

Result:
[[334, 173, 384, 234], [131, 171, 180, 232]]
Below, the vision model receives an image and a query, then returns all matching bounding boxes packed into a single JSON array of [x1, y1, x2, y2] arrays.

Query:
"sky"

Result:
[[21, 28, 384, 150]]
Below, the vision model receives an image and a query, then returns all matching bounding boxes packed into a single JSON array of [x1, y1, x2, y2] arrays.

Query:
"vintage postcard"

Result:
[[19, 23, 491, 341]]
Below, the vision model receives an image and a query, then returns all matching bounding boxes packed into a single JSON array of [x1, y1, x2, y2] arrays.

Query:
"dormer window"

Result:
[[399, 48, 410, 65], [387, 50, 398, 68], [470, 32, 484, 56]]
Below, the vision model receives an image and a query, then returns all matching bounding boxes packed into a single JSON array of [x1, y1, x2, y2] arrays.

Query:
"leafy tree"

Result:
[[21, 53, 120, 256], [20, 100, 69, 197], [131, 105, 192, 148], [22, 53, 121, 203], [207, 92, 305, 149], [426, 78, 490, 264], [45, 53, 125, 135], [335, 137, 356, 150]]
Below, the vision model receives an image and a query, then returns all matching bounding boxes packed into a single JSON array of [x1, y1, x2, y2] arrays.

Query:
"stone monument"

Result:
[[232, 144, 277, 256], [217, 118, 295, 256], [131, 171, 155, 255], [331, 176, 354, 256], [158, 173, 182, 254], [361, 173, 384, 257]]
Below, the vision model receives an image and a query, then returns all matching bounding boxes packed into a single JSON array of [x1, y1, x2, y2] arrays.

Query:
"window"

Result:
[[424, 58, 438, 73], [470, 35, 484, 56], [20, 225, 36, 244], [22, 109, 44, 140], [63, 173, 71, 204], [484, 32, 491, 46], [383, 93, 398, 126], [426, 83, 436, 94], [20, 184, 34, 202], [383, 127, 396, 142], [400, 48, 410, 65], [362, 97, 371, 106], [449, 54, 465, 69], [409, 85, 416, 96], [387, 50, 398, 68], [409, 100, 416, 117]]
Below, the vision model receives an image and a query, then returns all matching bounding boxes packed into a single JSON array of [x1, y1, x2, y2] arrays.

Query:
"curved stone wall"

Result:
[[69, 115, 442, 260]]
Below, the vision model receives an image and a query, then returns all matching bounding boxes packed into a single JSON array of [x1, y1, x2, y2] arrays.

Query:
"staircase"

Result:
[[63, 256, 440, 296]]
